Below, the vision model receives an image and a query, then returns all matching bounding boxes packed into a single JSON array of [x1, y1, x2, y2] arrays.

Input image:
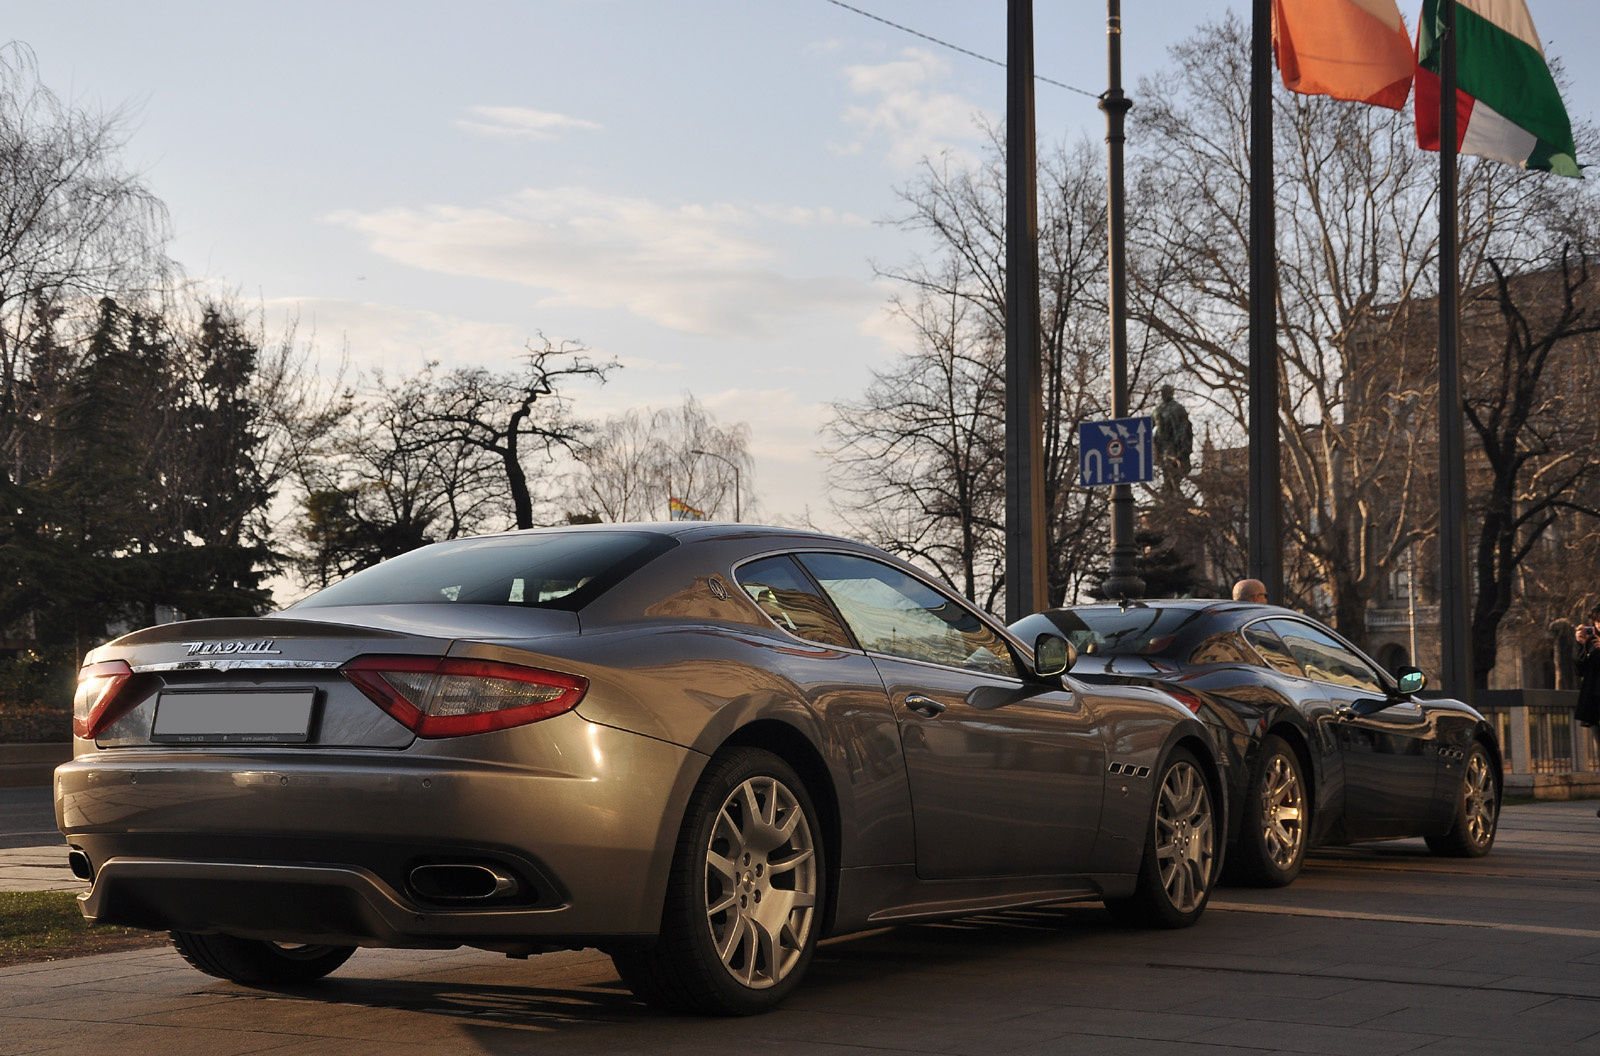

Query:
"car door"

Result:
[[1263, 618, 1442, 838], [797, 552, 1105, 880]]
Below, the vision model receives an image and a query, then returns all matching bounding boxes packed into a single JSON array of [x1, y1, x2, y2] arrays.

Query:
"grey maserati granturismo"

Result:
[[57, 523, 1223, 1014]]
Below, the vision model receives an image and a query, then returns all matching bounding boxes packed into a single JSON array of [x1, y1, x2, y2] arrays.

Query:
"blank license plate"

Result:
[[152, 690, 316, 743]]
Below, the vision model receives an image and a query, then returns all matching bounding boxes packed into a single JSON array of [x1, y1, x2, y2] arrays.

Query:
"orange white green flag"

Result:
[[668, 496, 706, 521], [1272, 0, 1415, 109], [1415, 0, 1581, 177]]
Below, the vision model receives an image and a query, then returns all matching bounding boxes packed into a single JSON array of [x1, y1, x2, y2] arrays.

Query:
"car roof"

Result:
[[476, 522, 858, 546], [1059, 598, 1278, 616]]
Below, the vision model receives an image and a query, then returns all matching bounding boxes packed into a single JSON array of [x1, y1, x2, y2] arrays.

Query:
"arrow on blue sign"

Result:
[[1079, 416, 1154, 487]]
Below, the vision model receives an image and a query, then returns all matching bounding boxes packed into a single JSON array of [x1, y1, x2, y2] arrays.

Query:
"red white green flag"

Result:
[[1415, 0, 1581, 177]]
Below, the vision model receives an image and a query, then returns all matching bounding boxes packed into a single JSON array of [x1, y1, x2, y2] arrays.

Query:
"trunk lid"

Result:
[[83, 609, 579, 750]]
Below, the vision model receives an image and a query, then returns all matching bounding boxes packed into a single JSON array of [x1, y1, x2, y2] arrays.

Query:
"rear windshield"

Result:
[[1025, 606, 1207, 658], [291, 531, 676, 612]]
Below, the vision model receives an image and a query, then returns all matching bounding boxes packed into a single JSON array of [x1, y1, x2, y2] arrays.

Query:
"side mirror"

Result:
[[1395, 665, 1426, 696], [1033, 633, 1077, 678]]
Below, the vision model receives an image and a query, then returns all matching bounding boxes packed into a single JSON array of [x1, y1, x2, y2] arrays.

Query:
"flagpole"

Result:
[[1437, 0, 1475, 702], [1004, 0, 1048, 621], [1248, 0, 1281, 602]]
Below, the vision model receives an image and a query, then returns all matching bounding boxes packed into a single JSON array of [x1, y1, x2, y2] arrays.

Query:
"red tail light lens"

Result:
[[341, 656, 589, 738], [73, 660, 137, 739], [1165, 687, 1205, 714]]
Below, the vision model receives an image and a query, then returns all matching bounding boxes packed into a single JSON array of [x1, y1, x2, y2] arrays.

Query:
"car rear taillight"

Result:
[[73, 660, 138, 739], [1165, 687, 1205, 714], [341, 656, 589, 738]]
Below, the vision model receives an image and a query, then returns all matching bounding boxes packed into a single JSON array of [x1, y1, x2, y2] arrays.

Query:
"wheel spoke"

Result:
[[767, 845, 814, 875], [774, 811, 801, 844], [716, 912, 748, 967], [747, 778, 777, 829], [749, 916, 781, 981], [715, 805, 748, 857], [707, 850, 738, 885]]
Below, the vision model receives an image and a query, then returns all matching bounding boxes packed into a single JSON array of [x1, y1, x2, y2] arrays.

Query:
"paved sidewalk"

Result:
[[0, 843, 82, 892], [2, 801, 1599, 1053]]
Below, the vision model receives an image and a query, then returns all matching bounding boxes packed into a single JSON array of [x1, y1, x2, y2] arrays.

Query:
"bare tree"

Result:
[[826, 265, 1006, 603], [1464, 249, 1600, 686], [573, 394, 753, 523], [1128, 16, 1563, 644], [404, 338, 612, 530], [828, 131, 1119, 610], [0, 44, 168, 482], [288, 337, 612, 584]]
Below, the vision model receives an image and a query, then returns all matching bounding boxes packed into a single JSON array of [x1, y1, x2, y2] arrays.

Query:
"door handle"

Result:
[[903, 694, 946, 718]]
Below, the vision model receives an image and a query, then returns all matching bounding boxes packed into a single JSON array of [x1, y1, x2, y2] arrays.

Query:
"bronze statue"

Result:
[[1153, 385, 1192, 483]]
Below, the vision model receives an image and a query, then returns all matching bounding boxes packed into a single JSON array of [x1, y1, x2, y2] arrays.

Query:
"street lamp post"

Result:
[[1099, 0, 1144, 599], [690, 449, 740, 522]]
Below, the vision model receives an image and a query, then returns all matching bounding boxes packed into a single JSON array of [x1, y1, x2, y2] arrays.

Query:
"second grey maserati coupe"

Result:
[[58, 524, 1223, 1015]]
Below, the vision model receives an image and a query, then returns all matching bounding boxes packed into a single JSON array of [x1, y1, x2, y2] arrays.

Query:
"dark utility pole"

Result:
[[1436, 0, 1474, 703], [1004, 0, 1049, 623], [1248, 0, 1282, 600], [1099, 0, 1143, 599]]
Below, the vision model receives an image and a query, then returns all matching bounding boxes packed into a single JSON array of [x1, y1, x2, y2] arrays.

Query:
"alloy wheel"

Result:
[[1153, 760, 1214, 913], [703, 774, 818, 989], [1260, 752, 1306, 869], [1461, 750, 1497, 848]]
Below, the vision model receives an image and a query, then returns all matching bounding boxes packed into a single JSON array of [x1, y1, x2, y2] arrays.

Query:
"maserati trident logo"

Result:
[[183, 640, 282, 657]]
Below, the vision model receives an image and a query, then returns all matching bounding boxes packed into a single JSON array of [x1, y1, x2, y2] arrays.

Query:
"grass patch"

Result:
[[0, 890, 167, 967]]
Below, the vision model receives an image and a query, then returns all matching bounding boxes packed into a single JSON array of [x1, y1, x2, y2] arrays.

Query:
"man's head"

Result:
[[1233, 578, 1268, 604]]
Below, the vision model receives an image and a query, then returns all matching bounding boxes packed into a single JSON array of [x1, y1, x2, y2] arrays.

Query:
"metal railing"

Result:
[[1475, 691, 1597, 776]]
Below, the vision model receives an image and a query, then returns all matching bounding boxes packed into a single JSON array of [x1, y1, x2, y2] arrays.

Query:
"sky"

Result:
[[6, 0, 1600, 533]]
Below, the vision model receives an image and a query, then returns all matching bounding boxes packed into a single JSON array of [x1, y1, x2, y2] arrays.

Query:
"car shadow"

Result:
[[195, 902, 1132, 1036]]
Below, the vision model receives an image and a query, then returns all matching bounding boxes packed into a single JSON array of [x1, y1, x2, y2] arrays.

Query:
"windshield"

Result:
[[1025, 606, 1207, 658], [291, 531, 676, 612]]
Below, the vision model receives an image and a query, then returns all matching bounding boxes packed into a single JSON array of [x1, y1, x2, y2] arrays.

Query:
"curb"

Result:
[[0, 744, 70, 789]]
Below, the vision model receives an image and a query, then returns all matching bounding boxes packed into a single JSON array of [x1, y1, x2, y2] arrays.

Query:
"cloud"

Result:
[[456, 106, 602, 140], [327, 187, 882, 338], [258, 297, 529, 376], [836, 47, 988, 170]]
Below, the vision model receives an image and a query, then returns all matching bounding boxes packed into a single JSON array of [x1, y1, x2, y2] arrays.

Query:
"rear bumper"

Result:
[[55, 714, 702, 946], [75, 857, 632, 950]]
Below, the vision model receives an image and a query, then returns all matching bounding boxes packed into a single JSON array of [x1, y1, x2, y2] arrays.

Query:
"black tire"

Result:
[[611, 748, 825, 1016], [1229, 734, 1309, 887], [170, 931, 356, 984], [1105, 747, 1218, 929], [1425, 741, 1499, 858]]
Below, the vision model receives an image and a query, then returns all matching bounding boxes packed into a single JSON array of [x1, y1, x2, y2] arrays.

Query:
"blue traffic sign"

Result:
[[1079, 416, 1154, 487]]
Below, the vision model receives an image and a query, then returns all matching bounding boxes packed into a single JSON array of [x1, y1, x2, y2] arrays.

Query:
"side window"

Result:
[[797, 553, 1017, 677], [1267, 619, 1385, 693], [735, 556, 855, 649], [1243, 623, 1304, 677], [1188, 632, 1253, 666]]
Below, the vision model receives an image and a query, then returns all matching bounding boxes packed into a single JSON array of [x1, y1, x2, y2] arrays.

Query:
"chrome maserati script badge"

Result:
[[183, 640, 282, 657]]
